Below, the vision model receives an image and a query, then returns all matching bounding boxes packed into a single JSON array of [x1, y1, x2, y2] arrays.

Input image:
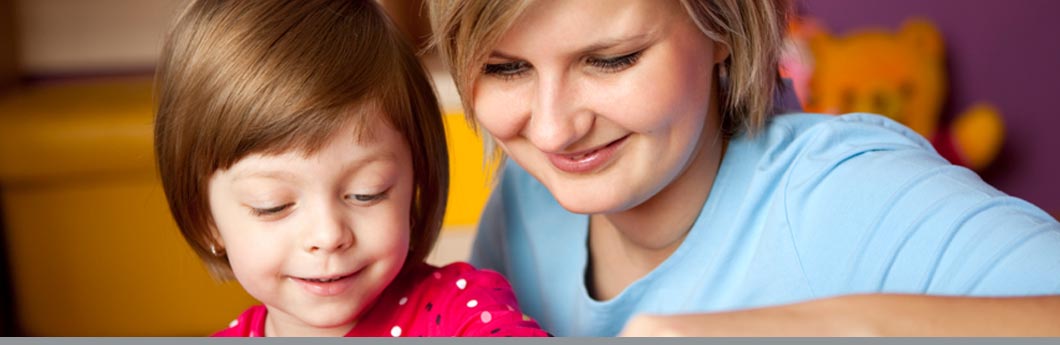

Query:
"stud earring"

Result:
[[210, 244, 225, 256]]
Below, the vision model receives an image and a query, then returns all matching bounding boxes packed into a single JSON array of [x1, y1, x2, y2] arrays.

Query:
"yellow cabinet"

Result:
[[0, 79, 255, 336]]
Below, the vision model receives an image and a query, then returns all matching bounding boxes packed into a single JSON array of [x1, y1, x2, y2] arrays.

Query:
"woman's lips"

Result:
[[546, 135, 629, 174], [292, 271, 358, 297]]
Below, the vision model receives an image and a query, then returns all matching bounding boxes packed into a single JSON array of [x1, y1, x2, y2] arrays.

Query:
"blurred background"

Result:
[[0, 0, 1056, 336]]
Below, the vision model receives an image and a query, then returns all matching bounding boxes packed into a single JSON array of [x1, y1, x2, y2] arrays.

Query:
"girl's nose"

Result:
[[303, 202, 354, 254]]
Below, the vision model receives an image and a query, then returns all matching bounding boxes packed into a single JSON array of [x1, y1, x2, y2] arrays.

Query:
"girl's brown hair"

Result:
[[154, 0, 448, 280], [429, 0, 789, 138]]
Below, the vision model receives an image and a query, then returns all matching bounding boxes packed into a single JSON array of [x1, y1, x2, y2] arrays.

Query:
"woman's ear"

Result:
[[713, 38, 731, 64]]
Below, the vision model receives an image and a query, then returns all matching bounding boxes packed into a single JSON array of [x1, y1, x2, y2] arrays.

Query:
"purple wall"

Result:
[[800, 0, 1060, 212]]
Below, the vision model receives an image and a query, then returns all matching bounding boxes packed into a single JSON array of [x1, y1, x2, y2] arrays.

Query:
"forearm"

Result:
[[620, 294, 1060, 336], [835, 294, 1060, 336]]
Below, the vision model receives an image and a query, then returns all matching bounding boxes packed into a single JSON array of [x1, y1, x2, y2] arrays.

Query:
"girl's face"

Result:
[[208, 119, 413, 337], [473, 0, 728, 214]]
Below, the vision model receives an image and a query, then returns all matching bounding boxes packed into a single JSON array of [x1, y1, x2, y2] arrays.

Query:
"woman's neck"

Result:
[[587, 114, 727, 301]]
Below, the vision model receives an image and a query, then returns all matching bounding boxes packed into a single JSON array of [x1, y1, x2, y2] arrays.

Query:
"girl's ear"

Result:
[[207, 225, 226, 256]]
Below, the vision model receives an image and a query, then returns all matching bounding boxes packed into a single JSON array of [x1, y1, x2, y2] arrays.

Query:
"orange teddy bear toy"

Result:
[[785, 18, 1004, 171]]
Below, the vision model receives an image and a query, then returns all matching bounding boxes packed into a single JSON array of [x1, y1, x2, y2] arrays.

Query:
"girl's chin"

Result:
[[294, 318, 358, 336]]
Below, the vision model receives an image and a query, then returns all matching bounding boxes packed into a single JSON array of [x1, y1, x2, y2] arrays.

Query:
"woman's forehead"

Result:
[[494, 0, 687, 56]]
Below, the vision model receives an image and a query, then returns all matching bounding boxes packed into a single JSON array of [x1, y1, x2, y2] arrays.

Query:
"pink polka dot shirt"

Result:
[[213, 262, 549, 337]]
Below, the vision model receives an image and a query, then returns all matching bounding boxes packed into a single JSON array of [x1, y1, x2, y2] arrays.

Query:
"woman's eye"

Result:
[[251, 203, 292, 217], [586, 50, 643, 72], [482, 60, 530, 80]]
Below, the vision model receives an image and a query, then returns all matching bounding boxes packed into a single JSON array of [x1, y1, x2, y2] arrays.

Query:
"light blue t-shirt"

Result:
[[470, 113, 1060, 337]]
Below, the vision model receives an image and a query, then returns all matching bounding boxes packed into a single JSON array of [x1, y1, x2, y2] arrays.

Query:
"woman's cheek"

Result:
[[473, 82, 529, 140]]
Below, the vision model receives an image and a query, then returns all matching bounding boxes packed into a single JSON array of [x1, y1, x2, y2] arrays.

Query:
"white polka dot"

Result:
[[433, 272, 442, 279], [391, 326, 402, 337], [481, 311, 493, 323], [229, 319, 239, 328], [456, 278, 467, 290], [466, 299, 478, 308], [506, 305, 514, 311], [398, 297, 408, 305]]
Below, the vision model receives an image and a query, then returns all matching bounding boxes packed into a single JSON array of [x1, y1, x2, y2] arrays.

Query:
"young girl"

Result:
[[153, 0, 546, 337]]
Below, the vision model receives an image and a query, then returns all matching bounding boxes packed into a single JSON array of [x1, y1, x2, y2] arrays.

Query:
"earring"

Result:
[[210, 244, 225, 256]]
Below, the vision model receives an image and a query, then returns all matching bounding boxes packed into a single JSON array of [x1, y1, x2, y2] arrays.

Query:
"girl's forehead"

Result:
[[256, 102, 398, 152], [221, 114, 408, 176]]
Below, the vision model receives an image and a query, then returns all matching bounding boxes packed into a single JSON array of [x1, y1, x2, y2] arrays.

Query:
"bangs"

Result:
[[227, 101, 386, 164]]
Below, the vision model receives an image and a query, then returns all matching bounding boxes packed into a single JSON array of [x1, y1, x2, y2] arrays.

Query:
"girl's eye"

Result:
[[251, 203, 292, 217], [482, 60, 530, 80], [346, 189, 390, 205], [586, 50, 643, 72]]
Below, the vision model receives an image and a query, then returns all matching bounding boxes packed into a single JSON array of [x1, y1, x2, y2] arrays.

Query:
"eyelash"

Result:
[[251, 203, 292, 217], [482, 61, 529, 80], [586, 50, 643, 72], [481, 50, 644, 80], [248, 189, 389, 217], [346, 189, 389, 205]]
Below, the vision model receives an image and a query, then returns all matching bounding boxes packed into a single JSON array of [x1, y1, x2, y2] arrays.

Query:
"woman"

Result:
[[429, 0, 1060, 336]]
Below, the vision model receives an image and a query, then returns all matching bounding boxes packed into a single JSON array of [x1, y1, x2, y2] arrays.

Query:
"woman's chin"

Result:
[[552, 189, 638, 215]]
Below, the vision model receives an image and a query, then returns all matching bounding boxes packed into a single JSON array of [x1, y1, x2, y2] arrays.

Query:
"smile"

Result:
[[546, 134, 630, 174], [301, 275, 347, 283], [291, 271, 359, 297]]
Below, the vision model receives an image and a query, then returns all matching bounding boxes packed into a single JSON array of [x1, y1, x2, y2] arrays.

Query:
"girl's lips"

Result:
[[292, 271, 358, 297], [546, 135, 629, 174]]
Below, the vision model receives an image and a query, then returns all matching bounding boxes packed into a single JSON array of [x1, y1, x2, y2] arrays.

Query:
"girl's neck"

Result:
[[264, 307, 356, 337]]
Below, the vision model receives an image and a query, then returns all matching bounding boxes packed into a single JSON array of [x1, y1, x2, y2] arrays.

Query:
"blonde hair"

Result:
[[429, 0, 789, 138], [155, 0, 448, 280]]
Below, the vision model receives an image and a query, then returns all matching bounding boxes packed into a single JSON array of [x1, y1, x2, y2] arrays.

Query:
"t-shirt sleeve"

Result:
[[783, 114, 1060, 296], [433, 263, 549, 337]]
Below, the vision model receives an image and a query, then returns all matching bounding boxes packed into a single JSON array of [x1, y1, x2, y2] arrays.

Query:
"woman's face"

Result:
[[473, 0, 727, 214]]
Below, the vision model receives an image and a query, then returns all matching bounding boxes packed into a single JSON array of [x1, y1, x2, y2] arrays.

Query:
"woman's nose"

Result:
[[525, 72, 592, 153], [303, 202, 354, 254]]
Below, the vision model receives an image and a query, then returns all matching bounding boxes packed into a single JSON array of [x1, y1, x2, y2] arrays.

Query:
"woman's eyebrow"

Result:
[[488, 32, 655, 61], [488, 49, 523, 60], [574, 32, 651, 55]]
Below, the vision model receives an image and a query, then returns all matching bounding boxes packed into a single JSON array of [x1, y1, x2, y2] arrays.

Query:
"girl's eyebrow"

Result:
[[230, 170, 302, 183], [229, 154, 388, 183], [337, 153, 398, 177]]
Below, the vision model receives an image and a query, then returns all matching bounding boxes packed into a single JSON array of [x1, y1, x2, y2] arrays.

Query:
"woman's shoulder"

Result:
[[757, 115, 1060, 297], [757, 112, 935, 153], [736, 113, 941, 179]]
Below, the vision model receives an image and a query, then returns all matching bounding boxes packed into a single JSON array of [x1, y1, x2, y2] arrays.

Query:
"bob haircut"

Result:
[[154, 0, 448, 280], [428, 0, 789, 144]]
